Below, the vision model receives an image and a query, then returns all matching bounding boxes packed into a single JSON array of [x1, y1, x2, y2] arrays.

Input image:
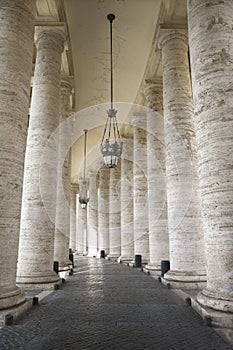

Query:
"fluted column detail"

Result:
[[0, 0, 35, 309], [77, 179, 87, 254], [54, 79, 73, 273], [132, 113, 149, 263], [158, 26, 206, 288], [108, 162, 121, 258], [119, 140, 134, 262], [144, 80, 169, 274], [188, 0, 233, 312], [87, 171, 98, 257], [17, 26, 66, 289], [70, 183, 78, 251], [98, 165, 110, 256]]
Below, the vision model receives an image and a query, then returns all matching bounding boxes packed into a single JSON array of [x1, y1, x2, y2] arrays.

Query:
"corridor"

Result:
[[0, 256, 232, 350]]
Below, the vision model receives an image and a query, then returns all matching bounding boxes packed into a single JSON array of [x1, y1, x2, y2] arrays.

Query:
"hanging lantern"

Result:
[[79, 129, 89, 209], [100, 14, 123, 168]]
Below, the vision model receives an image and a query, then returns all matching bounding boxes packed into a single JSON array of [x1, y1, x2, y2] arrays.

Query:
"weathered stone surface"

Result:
[[98, 165, 110, 256], [87, 171, 98, 257], [54, 79, 73, 272], [188, 0, 233, 311], [144, 80, 169, 273], [108, 162, 121, 258], [132, 113, 149, 263], [158, 26, 206, 287], [77, 179, 87, 254], [119, 140, 134, 262], [0, 0, 35, 309], [70, 183, 78, 251], [17, 26, 66, 289]]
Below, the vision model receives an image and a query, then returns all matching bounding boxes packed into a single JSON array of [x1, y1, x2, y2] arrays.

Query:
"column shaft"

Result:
[[188, 0, 233, 312], [98, 166, 110, 256], [108, 162, 121, 258], [70, 183, 78, 251], [17, 26, 66, 289], [77, 180, 87, 254], [133, 113, 149, 263], [87, 172, 98, 257], [120, 140, 134, 262], [0, 0, 35, 309], [159, 27, 206, 288], [54, 79, 73, 274], [144, 80, 169, 274]]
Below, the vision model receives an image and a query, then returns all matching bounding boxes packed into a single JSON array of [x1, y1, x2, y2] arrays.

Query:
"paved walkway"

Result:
[[0, 256, 232, 350]]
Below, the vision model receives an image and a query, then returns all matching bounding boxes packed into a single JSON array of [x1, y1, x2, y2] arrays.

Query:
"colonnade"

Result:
[[0, 0, 232, 324]]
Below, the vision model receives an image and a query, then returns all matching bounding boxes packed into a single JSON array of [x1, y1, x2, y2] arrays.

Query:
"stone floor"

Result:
[[0, 256, 232, 350]]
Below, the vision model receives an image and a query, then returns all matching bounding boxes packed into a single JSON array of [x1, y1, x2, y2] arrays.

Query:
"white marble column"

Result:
[[108, 162, 121, 258], [188, 0, 233, 312], [158, 26, 206, 288], [98, 165, 110, 256], [144, 79, 169, 274], [70, 183, 78, 251], [119, 140, 134, 262], [77, 179, 87, 254], [17, 26, 66, 289], [87, 171, 98, 257], [54, 79, 73, 275], [0, 0, 35, 309], [132, 113, 149, 263]]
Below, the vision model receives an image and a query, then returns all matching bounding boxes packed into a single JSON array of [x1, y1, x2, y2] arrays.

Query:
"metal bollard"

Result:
[[69, 252, 74, 267], [100, 250, 105, 258], [161, 260, 170, 277], [53, 261, 59, 274], [134, 254, 142, 268]]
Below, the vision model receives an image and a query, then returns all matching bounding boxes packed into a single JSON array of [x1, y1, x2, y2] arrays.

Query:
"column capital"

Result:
[[71, 182, 79, 193], [35, 25, 67, 52], [156, 24, 188, 50]]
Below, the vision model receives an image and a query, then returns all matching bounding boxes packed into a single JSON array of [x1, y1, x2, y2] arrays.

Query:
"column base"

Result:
[[197, 288, 233, 313], [16, 272, 61, 291], [0, 286, 26, 310], [107, 254, 120, 259], [144, 263, 161, 276], [174, 289, 233, 331], [163, 270, 207, 289], [117, 256, 133, 263]]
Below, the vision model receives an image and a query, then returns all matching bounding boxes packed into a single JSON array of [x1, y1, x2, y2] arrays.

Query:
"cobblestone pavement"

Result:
[[0, 256, 232, 350]]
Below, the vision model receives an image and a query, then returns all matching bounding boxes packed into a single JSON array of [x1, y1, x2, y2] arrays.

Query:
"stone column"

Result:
[[144, 79, 169, 274], [17, 26, 66, 289], [132, 113, 149, 264], [158, 26, 206, 288], [108, 162, 121, 258], [98, 165, 110, 256], [70, 183, 78, 251], [0, 0, 35, 309], [77, 179, 87, 254], [188, 0, 233, 312], [54, 79, 73, 275], [119, 140, 134, 262], [87, 171, 98, 257]]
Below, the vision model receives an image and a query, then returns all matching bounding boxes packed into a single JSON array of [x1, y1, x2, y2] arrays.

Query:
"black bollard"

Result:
[[161, 260, 170, 277], [69, 252, 74, 267], [53, 261, 59, 275], [134, 254, 142, 268], [100, 250, 105, 258]]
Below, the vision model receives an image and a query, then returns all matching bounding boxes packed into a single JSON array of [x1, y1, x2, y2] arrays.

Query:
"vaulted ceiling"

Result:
[[35, 0, 187, 182]]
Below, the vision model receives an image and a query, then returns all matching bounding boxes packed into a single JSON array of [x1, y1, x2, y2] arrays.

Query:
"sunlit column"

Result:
[[188, 0, 233, 311], [17, 26, 66, 289], [158, 26, 206, 288], [144, 79, 169, 274], [0, 0, 35, 308]]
